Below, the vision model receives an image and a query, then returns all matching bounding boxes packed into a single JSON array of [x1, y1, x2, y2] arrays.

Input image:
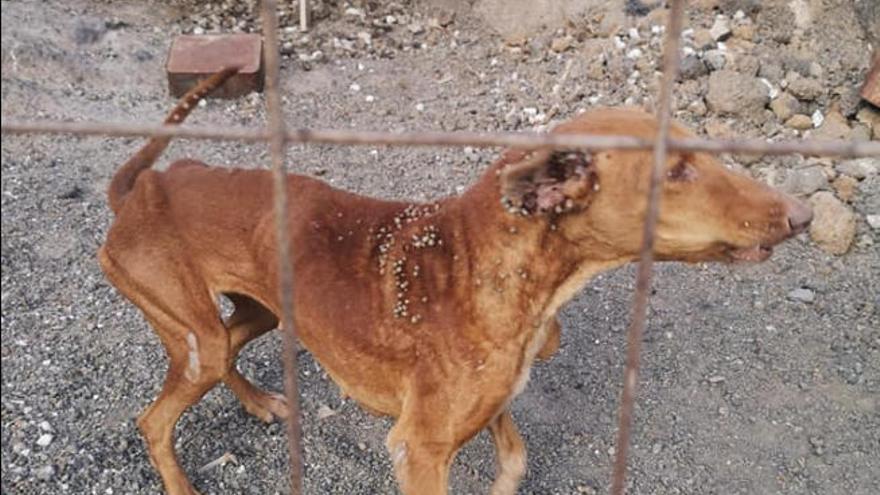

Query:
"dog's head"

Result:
[[499, 108, 812, 263]]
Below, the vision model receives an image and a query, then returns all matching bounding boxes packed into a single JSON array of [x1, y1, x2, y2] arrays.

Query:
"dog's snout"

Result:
[[785, 196, 813, 234]]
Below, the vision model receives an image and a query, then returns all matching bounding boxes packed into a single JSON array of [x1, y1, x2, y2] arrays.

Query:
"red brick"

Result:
[[166, 34, 264, 98]]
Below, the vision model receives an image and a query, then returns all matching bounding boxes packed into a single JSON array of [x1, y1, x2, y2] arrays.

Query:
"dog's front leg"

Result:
[[385, 398, 457, 495]]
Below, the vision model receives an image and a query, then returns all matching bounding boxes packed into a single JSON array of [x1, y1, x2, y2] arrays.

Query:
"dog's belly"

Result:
[[296, 321, 410, 417]]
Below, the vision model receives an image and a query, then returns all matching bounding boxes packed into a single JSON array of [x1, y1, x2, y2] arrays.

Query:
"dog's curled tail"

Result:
[[107, 67, 239, 214]]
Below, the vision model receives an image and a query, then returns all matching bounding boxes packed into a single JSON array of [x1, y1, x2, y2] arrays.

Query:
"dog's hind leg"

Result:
[[99, 248, 231, 495], [488, 410, 527, 495], [135, 311, 230, 495], [221, 294, 289, 423]]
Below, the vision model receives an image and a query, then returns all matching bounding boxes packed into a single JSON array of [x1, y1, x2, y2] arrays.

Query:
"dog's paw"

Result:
[[243, 391, 290, 423]]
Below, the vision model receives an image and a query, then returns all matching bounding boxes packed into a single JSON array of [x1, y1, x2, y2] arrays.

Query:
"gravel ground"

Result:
[[2, 1, 879, 494]]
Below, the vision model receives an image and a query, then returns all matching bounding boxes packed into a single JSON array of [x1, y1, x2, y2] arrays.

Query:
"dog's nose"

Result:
[[785, 196, 813, 234]]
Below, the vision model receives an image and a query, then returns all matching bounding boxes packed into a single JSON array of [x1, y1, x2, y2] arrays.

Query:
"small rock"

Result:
[[809, 436, 825, 455], [785, 114, 813, 130], [550, 36, 573, 53], [809, 191, 857, 255], [787, 288, 815, 303], [39, 421, 52, 432], [687, 98, 708, 116], [693, 28, 715, 50], [704, 119, 735, 139], [834, 158, 880, 180], [679, 54, 708, 80], [35, 465, 55, 481], [710, 15, 732, 41], [706, 70, 769, 118], [57, 186, 83, 200], [626, 48, 643, 59], [732, 23, 755, 40], [832, 175, 858, 203], [787, 75, 823, 101], [866, 215, 880, 230], [708, 375, 726, 383], [357, 441, 367, 450], [317, 405, 337, 420], [759, 61, 784, 83], [36, 434, 53, 447], [407, 23, 425, 35], [733, 54, 760, 76], [811, 110, 824, 129], [74, 18, 107, 45], [769, 92, 801, 121], [703, 50, 727, 71]]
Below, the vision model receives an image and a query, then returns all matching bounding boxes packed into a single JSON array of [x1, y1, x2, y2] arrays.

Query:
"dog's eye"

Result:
[[667, 160, 697, 182]]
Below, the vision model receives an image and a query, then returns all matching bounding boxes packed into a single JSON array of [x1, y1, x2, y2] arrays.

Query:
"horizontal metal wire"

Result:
[[2, 119, 878, 157]]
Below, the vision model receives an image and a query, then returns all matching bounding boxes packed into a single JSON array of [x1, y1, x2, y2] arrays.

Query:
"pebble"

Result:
[[769, 92, 801, 121], [703, 50, 727, 71], [693, 28, 715, 50], [550, 36, 573, 53], [679, 54, 708, 80], [787, 75, 824, 101], [317, 404, 337, 420], [787, 288, 816, 303], [36, 433, 53, 447], [710, 15, 732, 41], [785, 114, 813, 130], [626, 48, 643, 59], [811, 110, 824, 128], [867, 215, 880, 230], [35, 465, 55, 481], [832, 175, 858, 203]]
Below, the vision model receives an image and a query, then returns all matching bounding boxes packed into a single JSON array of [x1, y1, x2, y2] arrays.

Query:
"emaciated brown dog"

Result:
[[98, 69, 812, 494]]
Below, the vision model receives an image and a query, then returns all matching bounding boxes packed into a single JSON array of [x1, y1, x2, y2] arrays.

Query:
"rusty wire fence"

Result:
[[2, 0, 879, 494]]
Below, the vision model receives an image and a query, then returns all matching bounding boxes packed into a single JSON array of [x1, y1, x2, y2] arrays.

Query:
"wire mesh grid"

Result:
[[1, 0, 878, 494]]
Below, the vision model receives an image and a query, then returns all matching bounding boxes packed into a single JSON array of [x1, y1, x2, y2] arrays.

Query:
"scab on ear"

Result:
[[500, 150, 597, 216]]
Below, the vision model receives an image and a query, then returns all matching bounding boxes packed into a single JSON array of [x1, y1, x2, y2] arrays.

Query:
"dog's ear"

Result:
[[500, 149, 597, 216]]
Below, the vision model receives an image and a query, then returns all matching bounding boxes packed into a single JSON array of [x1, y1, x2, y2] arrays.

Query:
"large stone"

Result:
[[809, 192, 856, 255], [706, 70, 769, 117]]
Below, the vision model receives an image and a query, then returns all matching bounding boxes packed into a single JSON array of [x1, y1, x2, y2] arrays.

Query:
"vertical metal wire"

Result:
[[610, 1, 685, 493], [259, 0, 304, 493], [299, 0, 309, 31]]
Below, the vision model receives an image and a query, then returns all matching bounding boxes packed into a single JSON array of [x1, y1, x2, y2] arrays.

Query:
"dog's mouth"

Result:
[[727, 244, 774, 262]]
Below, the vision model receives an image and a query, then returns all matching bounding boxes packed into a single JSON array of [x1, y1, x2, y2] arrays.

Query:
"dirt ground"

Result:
[[2, 0, 878, 494]]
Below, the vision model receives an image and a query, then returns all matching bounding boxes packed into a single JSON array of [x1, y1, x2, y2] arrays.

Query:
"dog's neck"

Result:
[[452, 163, 627, 338]]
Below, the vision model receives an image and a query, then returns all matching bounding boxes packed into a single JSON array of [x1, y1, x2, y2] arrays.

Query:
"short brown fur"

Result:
[[99, 71, 811, 495]]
